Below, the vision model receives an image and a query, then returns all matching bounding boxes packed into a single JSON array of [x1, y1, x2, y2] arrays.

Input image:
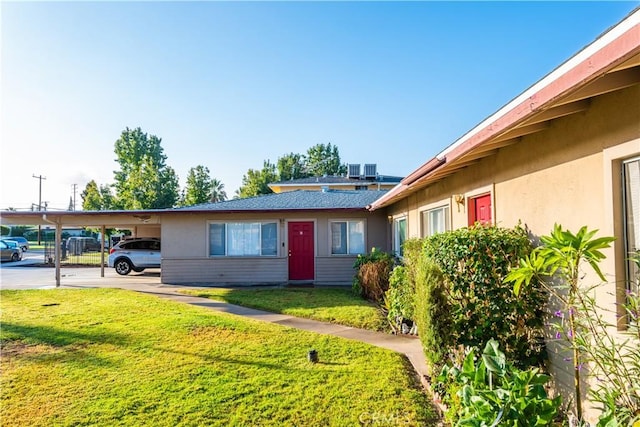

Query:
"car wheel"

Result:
[[11, 252, 19, 262], [114, 259, 132, 275]]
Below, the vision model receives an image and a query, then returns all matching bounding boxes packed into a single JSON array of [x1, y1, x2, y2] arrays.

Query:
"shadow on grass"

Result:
[[1, 322, 135, 368]]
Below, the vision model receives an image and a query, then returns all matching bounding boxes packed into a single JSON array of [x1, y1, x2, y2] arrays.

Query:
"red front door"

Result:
[[288, 221, 314, 281], [469, 194, 492, 225]]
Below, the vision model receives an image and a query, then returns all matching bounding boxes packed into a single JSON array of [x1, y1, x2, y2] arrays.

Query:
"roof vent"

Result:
[[347, 164, 361, 178], [364, 164, 377, 179], [321, 185, 330, 192]]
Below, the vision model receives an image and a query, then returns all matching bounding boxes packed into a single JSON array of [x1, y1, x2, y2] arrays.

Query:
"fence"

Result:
[[43, 239, 108, 266]]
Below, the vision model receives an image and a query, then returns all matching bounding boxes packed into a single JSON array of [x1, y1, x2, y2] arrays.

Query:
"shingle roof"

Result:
[[270, 175, 403, 185], [178, 190, 388, 211]]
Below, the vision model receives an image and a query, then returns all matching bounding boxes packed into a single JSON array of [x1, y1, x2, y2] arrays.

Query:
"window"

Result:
[[393, 217, 407, 256], [330, 220, 365, 255], [623, 157, 639, 294], [209, 222, 277, 256], [421, 206, 450, 237]]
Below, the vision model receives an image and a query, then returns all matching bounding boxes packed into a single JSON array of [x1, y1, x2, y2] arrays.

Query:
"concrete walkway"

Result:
[[1, 266, 430, 390]]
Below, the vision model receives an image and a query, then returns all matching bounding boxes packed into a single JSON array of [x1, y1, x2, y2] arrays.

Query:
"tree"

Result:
[[210, 178, 227, 203], [183, 165, 213, 206], [277, 153, 308, 181], [81, 181, 117, 211], [305, 143, 347, 176], [81, 180, 104, 211], [112, 127, 180, 209], [236, 160, 277, 198]]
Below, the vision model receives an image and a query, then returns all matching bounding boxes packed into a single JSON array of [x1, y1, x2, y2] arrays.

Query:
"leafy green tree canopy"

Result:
[[305, 143, 347, 176], [236, 143, 347, 198], [112, 127, 180, 209], [236, 160, 277, 198], [182, 166, 227, 206]]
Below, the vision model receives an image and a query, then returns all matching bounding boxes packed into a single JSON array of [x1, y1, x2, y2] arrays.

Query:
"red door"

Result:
[[288, 221, 314, 281], [469, 194, 492, 225]]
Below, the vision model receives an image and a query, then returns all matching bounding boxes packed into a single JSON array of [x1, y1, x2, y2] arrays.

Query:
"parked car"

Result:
[[66, 237, 102, 255], [108, 238, 161, 275], [3, 240, 23, 253], [1, 236, 28, 251], [0, 240, 22, 262]]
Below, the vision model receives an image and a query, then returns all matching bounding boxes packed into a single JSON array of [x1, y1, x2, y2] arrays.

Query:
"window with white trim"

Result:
[[209, 222, 278, 256], [330, 220, 365, 255], [393, 217, 407, 256], [421, 206, 450, 237], [623, 157, 639, 294]]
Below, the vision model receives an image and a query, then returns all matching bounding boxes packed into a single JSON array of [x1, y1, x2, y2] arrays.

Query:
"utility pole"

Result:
[[71, 184, 77, 211], [33, 174, 46, 244]]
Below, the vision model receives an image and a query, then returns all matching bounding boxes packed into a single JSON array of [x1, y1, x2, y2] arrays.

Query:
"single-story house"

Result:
[[368, 7, 640, 422], [160, 190, 389, 285], [0, 190, 390, 286]]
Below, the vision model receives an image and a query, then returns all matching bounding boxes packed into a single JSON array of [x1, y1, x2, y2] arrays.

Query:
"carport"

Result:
[[0, 210, 163, 286]]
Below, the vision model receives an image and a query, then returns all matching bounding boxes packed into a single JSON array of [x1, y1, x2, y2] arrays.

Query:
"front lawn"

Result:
[[179, 287, 387, 331], [1, 289, 436, 426]]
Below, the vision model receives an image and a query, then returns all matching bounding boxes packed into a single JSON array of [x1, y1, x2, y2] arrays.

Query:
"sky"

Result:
[[1, 1, 638, 211]]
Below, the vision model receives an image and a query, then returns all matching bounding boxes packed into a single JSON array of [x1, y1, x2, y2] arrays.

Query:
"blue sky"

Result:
[[1, 1, 638, 210]]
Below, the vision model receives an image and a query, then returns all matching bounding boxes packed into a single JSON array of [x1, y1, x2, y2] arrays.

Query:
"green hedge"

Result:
[[406, 224, 546, 370]]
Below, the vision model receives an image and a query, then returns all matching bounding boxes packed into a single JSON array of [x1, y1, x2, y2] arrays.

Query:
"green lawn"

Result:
[[1, 289, 437, 426], [179, 287, 387, 331]]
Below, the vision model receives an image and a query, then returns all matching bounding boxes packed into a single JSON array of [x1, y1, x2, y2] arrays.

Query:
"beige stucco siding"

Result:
[[385, 85, 640, 421], [159, 210, 388, 285]]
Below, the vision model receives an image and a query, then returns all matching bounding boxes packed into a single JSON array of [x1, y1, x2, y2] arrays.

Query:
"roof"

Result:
[[178, 190, 389, 212], [269, 175, 403, 186], [369, 7, 640, 210]]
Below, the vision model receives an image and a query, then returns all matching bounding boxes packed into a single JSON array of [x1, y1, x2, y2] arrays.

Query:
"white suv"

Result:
[[108, 238, 161, 275]]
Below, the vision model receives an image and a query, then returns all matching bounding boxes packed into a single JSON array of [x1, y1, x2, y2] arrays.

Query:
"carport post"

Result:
[[100, 225, 105, 277], [55, 222, 61, 287]]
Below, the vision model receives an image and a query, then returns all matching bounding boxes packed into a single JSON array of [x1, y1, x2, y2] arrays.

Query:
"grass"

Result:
[[179, 287, 388, 331], [1, 288, 437, 426]]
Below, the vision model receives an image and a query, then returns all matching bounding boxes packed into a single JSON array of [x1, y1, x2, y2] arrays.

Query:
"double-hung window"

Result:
[[623, 157, 639, 294], [209, 222, 278, 256], [421, 206, 450, 237], [330, 220, 365, 255]]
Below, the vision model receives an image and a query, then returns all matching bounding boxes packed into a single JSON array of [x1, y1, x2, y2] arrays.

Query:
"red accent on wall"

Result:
[[288, 221, 314, 280], [468, 194, 492, 226]]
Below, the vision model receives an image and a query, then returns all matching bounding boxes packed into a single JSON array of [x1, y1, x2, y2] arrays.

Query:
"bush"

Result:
[[434, 339, 561, 426], [352, 248, 396, 302], [412, 256, 451, 369], [422, 224, 546, 368], [384, 266, 415, 333]]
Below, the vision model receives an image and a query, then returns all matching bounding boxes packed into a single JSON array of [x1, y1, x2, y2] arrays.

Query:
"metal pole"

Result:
[[33, 174, 46, 244]]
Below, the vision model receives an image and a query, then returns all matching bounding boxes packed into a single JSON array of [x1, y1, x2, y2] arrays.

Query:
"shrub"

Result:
[[434, 339, 561, 426], [412, 256, 451, 369], [422, 224, 546, 368], [352, 248, 396, 302], [384, 266, 415, 333]]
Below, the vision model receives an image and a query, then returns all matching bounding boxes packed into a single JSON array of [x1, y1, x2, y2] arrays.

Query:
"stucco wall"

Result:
[[384, 85, 640, 421], [159, 209, 388, 285]]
